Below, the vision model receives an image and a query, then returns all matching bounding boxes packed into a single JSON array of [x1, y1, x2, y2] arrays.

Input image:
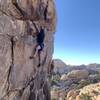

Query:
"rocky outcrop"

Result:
[[52, 59, 69, 74], [60, 74, 68, 81], [0, 0, 56, 100], [67, 82, 100, 100], [67, 70, 89, 79]]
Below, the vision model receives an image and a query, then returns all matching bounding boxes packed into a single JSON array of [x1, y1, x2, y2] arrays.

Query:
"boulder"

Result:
[[60, 74, 68, 81], [67, 90, 80, 100], [67, 70, 89, 79]]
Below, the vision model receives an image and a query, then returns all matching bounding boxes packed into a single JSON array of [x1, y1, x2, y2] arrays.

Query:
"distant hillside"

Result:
[[51, 59, 100, 100], [53, 59, 100, 74]]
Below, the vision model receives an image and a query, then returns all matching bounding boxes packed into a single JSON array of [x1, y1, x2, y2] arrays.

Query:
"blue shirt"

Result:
[[37, 28, 45, 45]]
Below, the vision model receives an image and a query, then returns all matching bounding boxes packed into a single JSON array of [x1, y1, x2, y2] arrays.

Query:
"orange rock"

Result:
[[97, 95, 100, 100], [67, 90, 80, 100], [76, 95, 81, 100]]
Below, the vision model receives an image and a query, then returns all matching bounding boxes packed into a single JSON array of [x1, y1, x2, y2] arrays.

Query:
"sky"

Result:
[[53, 0, 100, 65]]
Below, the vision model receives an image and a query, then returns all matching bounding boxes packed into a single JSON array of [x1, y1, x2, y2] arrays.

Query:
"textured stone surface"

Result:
[[0, 0, 56, 100], [66, 82, 100, 100]]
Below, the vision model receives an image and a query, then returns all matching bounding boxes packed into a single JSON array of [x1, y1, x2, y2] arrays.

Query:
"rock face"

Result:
[[0, 0, 56, 100]]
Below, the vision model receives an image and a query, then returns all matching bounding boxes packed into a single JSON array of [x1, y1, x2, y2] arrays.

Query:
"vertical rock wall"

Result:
[[0, 0, 56, 100]]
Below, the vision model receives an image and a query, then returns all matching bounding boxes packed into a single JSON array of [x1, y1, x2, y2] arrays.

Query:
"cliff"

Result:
[[0, 0, 56, 100]]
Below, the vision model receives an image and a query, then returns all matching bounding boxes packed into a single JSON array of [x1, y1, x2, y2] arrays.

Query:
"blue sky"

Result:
[[53, 0, 100, 65]]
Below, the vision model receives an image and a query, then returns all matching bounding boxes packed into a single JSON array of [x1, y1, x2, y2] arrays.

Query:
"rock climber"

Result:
[[29, 0, 50, 67], [30, 22, 45, 67], [33, 25, 45, 58]]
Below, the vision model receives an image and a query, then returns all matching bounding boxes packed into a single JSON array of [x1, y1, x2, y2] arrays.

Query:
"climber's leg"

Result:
[[37, 44, 44, 67], [38, 50, 44, 67], [29, 44, 39, 59], [33, 45, 41, 58], [37, 51, 41, 67]]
